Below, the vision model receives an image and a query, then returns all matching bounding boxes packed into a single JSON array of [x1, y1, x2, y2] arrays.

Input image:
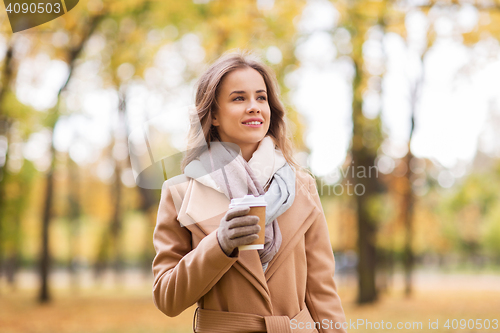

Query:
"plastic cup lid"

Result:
[[229, 194, 267, 208]]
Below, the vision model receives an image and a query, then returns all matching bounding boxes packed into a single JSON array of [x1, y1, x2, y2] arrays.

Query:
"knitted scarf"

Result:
[[187, 136, 296, 271]]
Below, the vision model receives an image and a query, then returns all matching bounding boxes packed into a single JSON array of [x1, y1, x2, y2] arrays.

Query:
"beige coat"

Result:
[[152, 169, 348, 333]]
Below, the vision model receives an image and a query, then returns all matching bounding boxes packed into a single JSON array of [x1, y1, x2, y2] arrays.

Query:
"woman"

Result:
[[152, 50, 348, 333]]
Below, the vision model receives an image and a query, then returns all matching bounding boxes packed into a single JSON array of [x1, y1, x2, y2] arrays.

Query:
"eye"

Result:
[[233, 95, 267, 101]]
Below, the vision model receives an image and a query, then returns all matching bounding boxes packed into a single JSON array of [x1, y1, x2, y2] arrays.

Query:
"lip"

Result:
[[242, 118, 264, 128]]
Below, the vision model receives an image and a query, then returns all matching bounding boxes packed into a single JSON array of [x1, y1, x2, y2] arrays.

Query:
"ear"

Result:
[[212, 114, 220, 127]]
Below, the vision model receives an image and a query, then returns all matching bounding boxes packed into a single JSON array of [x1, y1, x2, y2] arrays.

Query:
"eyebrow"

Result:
[[229, 90, 267, 96]]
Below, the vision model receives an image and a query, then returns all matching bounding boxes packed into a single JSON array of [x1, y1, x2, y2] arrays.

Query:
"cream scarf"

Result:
[[184, 136, 296, 271]]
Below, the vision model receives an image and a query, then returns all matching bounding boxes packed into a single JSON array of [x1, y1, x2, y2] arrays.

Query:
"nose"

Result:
[[246, 98, 261, 113]]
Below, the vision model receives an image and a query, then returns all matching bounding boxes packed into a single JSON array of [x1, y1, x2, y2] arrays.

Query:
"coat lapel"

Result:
[[264, 178, 317, 280]]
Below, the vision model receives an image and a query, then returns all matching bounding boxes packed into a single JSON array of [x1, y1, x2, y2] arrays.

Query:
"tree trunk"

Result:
[[67, 153, 81, 292], [401, 57, 422, 297], [344, 0, 390, 304], [38, 13, 104, 304], [0, 40, 15, 287], [353, 153, 379, 303], [402, 150, 415, 297], [93, 145, 123, 283], [39, 142, 55, 303], [351, 40, 380, 305], [94, 91, 127, 284], [5, 201, 23, 290], [110, 151, 124, 280]]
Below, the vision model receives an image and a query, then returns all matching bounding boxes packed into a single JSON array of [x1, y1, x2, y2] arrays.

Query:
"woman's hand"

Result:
[[217, 206, 261, 257]]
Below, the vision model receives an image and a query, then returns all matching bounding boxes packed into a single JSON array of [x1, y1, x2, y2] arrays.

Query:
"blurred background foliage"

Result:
[[1, 0, 500, 332]]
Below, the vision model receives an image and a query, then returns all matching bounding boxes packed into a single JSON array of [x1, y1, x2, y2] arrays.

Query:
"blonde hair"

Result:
[[181, 49, 300, 172]]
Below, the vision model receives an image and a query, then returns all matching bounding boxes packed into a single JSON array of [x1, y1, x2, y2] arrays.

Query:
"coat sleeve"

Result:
[[304, 175, 348, 333], [152, 181, 239, 317]]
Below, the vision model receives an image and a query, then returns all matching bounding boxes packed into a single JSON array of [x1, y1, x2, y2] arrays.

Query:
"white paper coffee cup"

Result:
[[229, 195, 267, 250]]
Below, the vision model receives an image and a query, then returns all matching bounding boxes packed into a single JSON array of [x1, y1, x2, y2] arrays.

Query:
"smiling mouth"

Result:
[[242, 121, 263, 125]]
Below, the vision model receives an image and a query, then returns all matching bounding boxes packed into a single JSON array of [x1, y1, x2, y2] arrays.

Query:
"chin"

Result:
[[247, 134, 266, 144]]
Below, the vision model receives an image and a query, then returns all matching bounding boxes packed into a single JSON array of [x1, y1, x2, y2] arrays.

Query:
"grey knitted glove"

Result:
[[216, 206, 261, 257]]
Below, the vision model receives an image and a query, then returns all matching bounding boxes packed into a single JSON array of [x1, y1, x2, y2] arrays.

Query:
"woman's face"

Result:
[[212, 67, 271, 152]]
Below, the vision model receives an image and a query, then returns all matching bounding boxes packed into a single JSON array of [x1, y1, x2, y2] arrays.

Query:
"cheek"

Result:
[[222, 113, 241, 131]]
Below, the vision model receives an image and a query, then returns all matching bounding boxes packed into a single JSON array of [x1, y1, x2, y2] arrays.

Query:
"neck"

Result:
[[239, 142, 259, 162]]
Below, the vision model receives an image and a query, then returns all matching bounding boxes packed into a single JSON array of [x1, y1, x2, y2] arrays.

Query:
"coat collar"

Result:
[[167, 171, 317, 307]]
